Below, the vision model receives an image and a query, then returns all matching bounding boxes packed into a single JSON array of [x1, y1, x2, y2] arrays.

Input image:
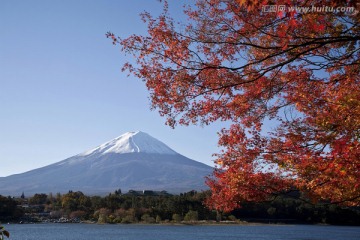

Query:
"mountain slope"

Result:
[[79, 131, 178, 156], [0, 131, 213, 196]]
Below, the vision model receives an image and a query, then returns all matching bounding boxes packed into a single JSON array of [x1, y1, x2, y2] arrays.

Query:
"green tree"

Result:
[[96, 208, 111, 224], [61, 191, 90, 214], [29, 193, 48, 205], [141, 214, 156, 223], [0, 196, 23, 221], [184, 210, 198, 222], [172, 213, 182, 223]]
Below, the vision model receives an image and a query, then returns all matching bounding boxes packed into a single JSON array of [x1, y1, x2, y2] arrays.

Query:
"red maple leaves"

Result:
[[108, 0, 360, 211]]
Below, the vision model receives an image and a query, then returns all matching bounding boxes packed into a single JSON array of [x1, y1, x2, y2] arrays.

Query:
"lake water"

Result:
[[4, 223, 360, 240]]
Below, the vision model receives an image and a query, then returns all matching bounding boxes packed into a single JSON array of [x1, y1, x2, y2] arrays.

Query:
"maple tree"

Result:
[[107, 0, 360, 211]]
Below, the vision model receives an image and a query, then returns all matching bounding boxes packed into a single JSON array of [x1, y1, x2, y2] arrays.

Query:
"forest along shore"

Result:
[[1, 190, 360, 226]]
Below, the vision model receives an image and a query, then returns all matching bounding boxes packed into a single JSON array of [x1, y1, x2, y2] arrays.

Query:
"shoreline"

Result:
[[4, 220, 330, 227]]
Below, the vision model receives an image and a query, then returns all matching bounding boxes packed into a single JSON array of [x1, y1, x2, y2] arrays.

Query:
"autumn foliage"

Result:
[[108, 0, 360, 211]]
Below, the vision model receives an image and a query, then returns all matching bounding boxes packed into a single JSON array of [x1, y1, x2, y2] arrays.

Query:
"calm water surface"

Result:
[[5, 223, 360, 240]]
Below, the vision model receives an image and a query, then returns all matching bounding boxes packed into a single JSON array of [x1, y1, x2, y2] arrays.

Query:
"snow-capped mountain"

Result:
[[79, 131, 177, 156], [0, 131, 213, 196]]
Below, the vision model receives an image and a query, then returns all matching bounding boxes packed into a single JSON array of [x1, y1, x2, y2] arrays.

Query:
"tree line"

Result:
[[1, 190, 359, 225]]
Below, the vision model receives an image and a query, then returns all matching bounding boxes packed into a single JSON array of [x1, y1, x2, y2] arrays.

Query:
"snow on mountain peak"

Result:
[[79, 131, 177, 156]]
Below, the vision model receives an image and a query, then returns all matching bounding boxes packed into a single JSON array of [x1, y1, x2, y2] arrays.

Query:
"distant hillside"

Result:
[[0, 131, 213, 196]]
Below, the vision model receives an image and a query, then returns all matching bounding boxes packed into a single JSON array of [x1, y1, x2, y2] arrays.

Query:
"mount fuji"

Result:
[[0, 131, 213, 196]]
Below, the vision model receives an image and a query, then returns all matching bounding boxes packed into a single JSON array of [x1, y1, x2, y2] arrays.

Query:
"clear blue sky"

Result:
[[0, 0, 228, 177]]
